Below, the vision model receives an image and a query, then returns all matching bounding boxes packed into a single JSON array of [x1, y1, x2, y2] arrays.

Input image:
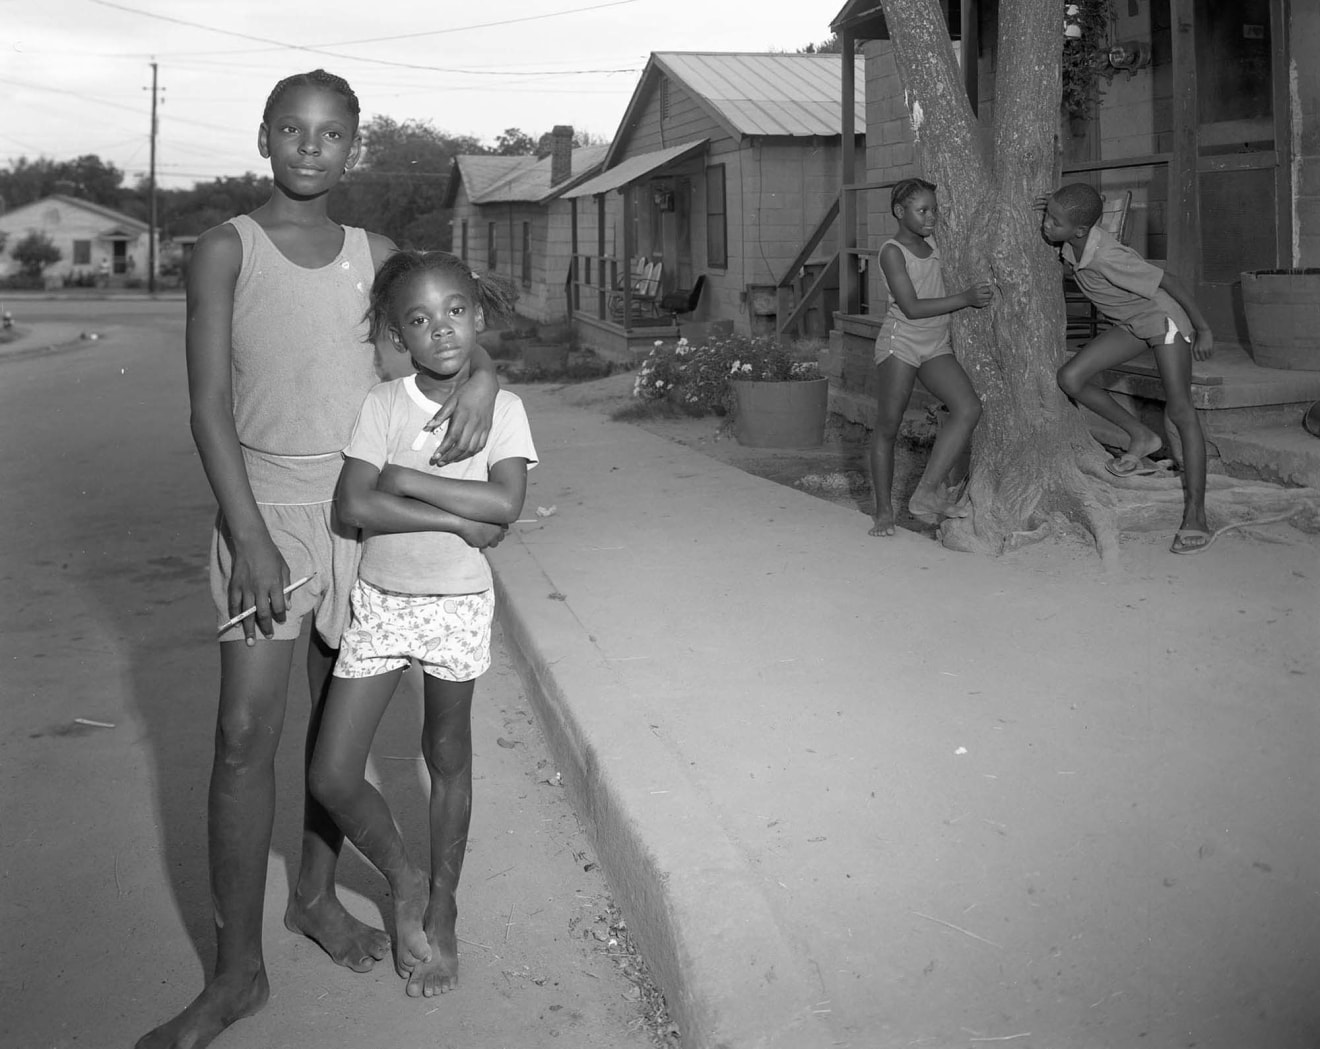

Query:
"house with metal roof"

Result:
[[0, 194, 155, 288], [561, 51, 866, 358], [445, 130, 608, 325]]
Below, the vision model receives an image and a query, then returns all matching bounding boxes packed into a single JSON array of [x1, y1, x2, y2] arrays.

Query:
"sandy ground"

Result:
[[0, 306, 672, 1049]]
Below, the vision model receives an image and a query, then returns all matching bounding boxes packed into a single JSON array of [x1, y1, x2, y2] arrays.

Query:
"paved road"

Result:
[[0, 300, 663, 1049]]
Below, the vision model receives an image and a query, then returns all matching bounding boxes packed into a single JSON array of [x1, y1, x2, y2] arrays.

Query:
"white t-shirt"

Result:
[[344, 376, 538, 595]]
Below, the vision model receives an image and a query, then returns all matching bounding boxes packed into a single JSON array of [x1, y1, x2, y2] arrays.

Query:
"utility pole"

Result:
[[147, 60, 159, 294]]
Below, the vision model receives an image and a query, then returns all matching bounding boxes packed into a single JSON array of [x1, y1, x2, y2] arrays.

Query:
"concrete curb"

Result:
[[493, 538, 837, 1049]]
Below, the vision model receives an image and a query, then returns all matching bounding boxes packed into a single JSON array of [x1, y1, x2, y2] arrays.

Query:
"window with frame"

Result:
[[705, 164, 727, 269], [460, 220, 469, 261], [521, 222, 532, 285], [487, 222, 498, 269], [73, 240, 91, 266]]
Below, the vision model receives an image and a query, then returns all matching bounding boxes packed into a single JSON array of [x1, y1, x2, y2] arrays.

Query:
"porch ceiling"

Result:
[[560, 139, 709, 199]]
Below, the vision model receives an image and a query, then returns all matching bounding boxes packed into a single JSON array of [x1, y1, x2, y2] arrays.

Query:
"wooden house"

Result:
[[561, 51, 866, 359], [0, 194, 155, 287], [824, 0, 1320, 431], [445, 131, 608, 325]]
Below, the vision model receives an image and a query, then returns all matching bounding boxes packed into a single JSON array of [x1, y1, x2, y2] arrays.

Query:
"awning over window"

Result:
[[561, 139, 709, 199]]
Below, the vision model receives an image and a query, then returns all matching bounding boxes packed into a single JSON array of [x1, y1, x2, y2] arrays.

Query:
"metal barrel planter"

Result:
[[1241, 269, 1320, 371], [730, 377, 829, 448]]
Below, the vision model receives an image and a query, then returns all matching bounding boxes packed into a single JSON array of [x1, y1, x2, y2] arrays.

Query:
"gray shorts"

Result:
[[210, 449, 360, 646]]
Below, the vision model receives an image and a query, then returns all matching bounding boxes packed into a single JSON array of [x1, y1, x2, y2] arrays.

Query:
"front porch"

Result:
[[571, 308, 679, 363]]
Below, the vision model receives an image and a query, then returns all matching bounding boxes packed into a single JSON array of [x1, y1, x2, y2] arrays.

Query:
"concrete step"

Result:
[[1211, 424, 1320, 488]]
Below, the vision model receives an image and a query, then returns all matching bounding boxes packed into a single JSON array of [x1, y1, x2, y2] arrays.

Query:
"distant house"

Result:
[[561, 51, 866, 358], [0, 195, 155, 286], [445, 131, 609, 325]]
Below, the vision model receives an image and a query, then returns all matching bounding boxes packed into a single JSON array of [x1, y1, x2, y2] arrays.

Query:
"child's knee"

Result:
[[1056, 362, 1081, 397], [955, 398, 982, 427], [214, 707, 280, 767], [307, 756, 349, 809]]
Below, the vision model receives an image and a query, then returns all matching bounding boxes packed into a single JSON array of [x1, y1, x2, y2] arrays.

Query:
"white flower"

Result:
[[654, 379, 664, 388], [741, 363, 752, 373], [654, 340, 663, 347]]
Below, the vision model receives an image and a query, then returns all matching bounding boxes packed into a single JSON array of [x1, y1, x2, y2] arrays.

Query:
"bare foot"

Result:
[[406, 893, 460, 998], [136, 968, 269, 1049], [1127, 430, 1164, 461], [284, 891, 389, 973], [392, 866, 433, 978], [869, 510, 896, 537]]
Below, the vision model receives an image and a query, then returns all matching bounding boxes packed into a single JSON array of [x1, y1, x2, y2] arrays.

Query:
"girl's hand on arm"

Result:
[[1159, 271, 1214, 360], [426, 344, 499, 466], [339, 457, 514, 546], [186, 224, 289, 643]]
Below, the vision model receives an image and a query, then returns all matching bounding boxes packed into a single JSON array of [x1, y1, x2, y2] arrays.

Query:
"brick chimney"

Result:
[[549, 125, 574, 187]]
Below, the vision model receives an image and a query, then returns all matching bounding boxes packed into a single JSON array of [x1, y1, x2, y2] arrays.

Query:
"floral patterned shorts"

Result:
[[333, 580, 494, 682]]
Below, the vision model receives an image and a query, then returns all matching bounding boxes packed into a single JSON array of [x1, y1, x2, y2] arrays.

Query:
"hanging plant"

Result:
[[1061, 0, 1119, 121]]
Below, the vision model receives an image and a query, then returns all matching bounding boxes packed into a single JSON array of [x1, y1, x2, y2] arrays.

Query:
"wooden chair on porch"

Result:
[[1065, 189, 1132, 341], [608, 260, 664, 320]]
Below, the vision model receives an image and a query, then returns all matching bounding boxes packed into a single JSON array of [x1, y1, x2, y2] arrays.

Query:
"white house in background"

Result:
[[0, 195, 154, 286]]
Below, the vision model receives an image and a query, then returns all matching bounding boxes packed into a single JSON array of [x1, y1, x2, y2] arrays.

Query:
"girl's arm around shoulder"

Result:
[[879, 242, 991, 319], [1159, 270, 1214, 360]]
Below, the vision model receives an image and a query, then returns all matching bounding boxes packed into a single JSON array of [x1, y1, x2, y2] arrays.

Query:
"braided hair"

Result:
[[263, 69, 360, 128]]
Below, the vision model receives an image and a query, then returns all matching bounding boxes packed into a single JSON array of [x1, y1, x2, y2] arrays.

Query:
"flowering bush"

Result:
[[632, 334, 821, 415]]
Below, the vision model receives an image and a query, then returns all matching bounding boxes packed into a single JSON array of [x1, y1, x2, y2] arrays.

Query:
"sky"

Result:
[[0, 0, 842, 190]]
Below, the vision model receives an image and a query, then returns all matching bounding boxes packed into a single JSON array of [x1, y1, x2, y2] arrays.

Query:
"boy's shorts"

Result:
[[334, 579, 494, 682], [1121, 302, 1194, 349], [210, 449, 359, 646]]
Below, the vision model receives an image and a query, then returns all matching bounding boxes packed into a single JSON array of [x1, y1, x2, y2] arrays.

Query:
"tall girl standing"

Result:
[[138, 70, 500, 1049], [868, 177, 992, 536]]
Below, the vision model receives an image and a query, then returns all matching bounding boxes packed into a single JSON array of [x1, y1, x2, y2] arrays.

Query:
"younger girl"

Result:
[[310, 251, 537, 998], [140, 72, 500, 1049], [869, 178, 993, 536]]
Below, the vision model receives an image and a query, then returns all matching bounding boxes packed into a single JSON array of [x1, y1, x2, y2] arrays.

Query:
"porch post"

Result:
[[620, 186, 635, 327], [570, 198, 579, 317], [1168, 0, 1200, 284], [840, 28, 858, 316], [597, 194, 607, 319]]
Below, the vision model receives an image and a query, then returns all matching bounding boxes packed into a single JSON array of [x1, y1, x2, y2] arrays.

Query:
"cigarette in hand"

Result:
[[217, 574, 315, 634]]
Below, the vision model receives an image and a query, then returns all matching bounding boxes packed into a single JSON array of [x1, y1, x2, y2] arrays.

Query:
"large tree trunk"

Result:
[[881, 0, 1124, 563]]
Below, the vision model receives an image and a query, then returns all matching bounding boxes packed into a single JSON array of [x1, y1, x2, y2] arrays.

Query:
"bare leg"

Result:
[[285, 633, 390, 971], [1057, 327, 1163, 461], [136, 640, 296, 1049], [1153, 335, 1210, 537], [867, 355, 918, 536], [909, 355, 981, 519], [407, 677, 475, 997], [307, 666, 432, 979]]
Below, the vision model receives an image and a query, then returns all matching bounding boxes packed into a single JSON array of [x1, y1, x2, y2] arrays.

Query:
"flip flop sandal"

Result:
[[1169, 510, 1301, 555], [1106, 453, 1161, 477]]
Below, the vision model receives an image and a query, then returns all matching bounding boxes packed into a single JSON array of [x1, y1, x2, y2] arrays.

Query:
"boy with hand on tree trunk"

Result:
[[1040, 182, 1215, 555]]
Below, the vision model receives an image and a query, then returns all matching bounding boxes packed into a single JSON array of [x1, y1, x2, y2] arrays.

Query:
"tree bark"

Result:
[[881, 0, 1123, 563]]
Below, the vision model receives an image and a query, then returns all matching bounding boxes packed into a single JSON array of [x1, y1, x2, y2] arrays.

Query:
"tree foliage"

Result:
[[11, 231, 62, 276], [331, 116, 485, 249], [0, 155, 127, 210], [494, 127, 538, 156]]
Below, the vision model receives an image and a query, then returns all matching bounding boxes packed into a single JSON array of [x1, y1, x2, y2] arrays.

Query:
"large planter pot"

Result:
[[1241, 269, 1320, 370], [730, 377, 829, 448]]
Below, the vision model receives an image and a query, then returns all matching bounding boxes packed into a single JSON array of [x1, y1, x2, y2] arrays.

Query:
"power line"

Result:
[[87, 0, 641, 74]]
